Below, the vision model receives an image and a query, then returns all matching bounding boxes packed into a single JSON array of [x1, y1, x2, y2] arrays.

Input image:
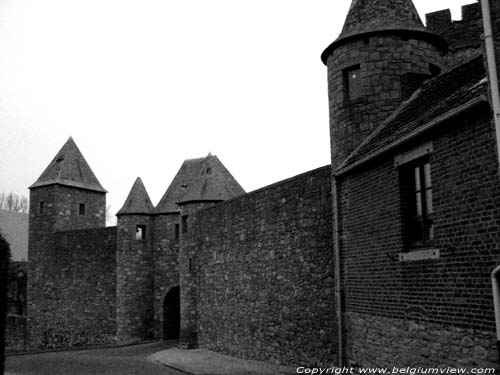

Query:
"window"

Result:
[[344, 65, 362, 100], [401, 157, 434, 247], [182, 215, 188, 234], [429, 63, 441, 77], [136, 225, 146, 241], [39, 201, 45, 215], [175, 224, 180, 240], [78, 203, 86, 216]]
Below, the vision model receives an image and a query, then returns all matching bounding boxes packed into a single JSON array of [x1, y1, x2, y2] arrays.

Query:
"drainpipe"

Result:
[[482, 0, 500, 364], [491, 265, 500, 365], [332, 175, 344, 366], [481, 0, 500, 167]]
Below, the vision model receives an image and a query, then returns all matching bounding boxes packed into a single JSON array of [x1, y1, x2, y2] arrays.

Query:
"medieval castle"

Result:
[[7, 0, 500, 369]]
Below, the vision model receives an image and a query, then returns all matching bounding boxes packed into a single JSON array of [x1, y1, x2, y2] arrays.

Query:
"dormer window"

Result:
[[78, 203, 86, 216], [344, 65, 362, 100]]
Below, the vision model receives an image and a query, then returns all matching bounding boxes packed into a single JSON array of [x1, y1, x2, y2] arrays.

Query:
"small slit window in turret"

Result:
[[175, 224, 180, 240], [182, 215, 188, 233], [39, 201, 45, 215], [136, 225, 146, 240], [344, 65, 362, 100], [78, 203, 86, 216]]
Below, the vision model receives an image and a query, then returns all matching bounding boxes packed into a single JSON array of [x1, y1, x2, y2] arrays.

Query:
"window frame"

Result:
[[343, 64, 362, 101], [402, 156, 434, 248], [395, 142, 435, 250], [135, 225, 147, 241], [78, 203, 86, 216], [39, 201, 45, 215]]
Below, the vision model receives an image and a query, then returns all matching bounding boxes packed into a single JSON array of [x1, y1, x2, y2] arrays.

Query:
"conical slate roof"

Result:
[[117, 177, 154, 215], [321, 0, 445, 63], [155, 154, 245, 214], [30, 137, 106, 192]]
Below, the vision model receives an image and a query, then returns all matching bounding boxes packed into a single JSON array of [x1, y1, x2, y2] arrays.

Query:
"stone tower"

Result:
[[27, 137, 107, 347], [174, 154, 245, 347], [321, 0, 447, 169], [115, 177, 155, 344]]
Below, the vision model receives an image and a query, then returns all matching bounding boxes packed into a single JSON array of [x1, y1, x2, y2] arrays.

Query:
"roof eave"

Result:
[[321, 29, 447, 65], [116, 211, 153, 216], [29, 180, 107, 193], [177, 199, 225, 206]]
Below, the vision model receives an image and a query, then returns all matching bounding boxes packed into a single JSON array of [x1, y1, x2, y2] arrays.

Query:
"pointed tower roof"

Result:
[[29, 137, 106, 192], [321, 0, 446, 63], [155, 154, 245, 214], [117, 177, 154, 215]]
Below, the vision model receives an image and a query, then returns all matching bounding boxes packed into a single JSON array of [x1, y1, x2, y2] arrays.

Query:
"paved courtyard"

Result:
[[5, 341, 186, 375]]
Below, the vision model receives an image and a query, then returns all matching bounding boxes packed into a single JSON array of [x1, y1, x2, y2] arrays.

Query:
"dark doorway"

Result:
[[163, 286, 180, 340]]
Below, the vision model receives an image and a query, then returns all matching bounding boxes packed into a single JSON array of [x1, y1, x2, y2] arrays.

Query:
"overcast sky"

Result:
[[0, 0, 477, 222]]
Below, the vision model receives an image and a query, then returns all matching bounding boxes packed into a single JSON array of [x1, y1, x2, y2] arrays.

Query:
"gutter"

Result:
[[332, 175, 344, 366], [481, 0, 500, 169]]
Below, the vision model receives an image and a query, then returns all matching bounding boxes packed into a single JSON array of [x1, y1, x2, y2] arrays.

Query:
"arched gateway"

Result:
[[163, 286, 180, 340]]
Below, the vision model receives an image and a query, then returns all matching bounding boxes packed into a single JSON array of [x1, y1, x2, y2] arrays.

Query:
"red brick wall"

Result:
[[338, 105, 500, 367]]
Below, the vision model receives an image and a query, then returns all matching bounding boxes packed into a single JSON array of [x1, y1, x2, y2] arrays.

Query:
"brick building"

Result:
[[20, 0, 500, 369]]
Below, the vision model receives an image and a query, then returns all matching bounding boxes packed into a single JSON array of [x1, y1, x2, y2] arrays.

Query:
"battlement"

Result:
[[426, 3, 481, 32], [425, 2, 484, 66]]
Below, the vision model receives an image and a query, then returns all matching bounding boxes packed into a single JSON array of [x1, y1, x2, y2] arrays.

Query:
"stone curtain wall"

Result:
[[30, 227, 116, 349], [0, 233, 10, 374], [189, 166, 336, 366], [180, 201, 220, 348], [426, 3, 483, 69], [338, 107, 500, 367]]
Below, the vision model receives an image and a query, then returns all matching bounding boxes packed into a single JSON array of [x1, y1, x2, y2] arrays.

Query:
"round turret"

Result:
[[322, 0, 447, 169], [115, 177, 155, 344]]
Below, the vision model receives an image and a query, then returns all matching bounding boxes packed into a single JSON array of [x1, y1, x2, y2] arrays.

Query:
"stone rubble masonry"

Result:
[[27, 184, 111, 349], [183, 166, 336, 366], [338, 105, 500, 367], [426, 3, 484, 69], [0, 233, 9, 374], [346, 312, 497, 368], [326, 34, 444, 170], [153, 213, 180, 338], [6, 261, 28, 352], [39, 227, 116, 349], [116, 214, 154, 344], [179, 201, 220, 349], [5, 316, 26, 352]]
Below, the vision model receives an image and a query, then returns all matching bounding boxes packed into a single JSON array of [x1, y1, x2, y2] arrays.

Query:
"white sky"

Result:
[[0, 0, 477, 222]]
